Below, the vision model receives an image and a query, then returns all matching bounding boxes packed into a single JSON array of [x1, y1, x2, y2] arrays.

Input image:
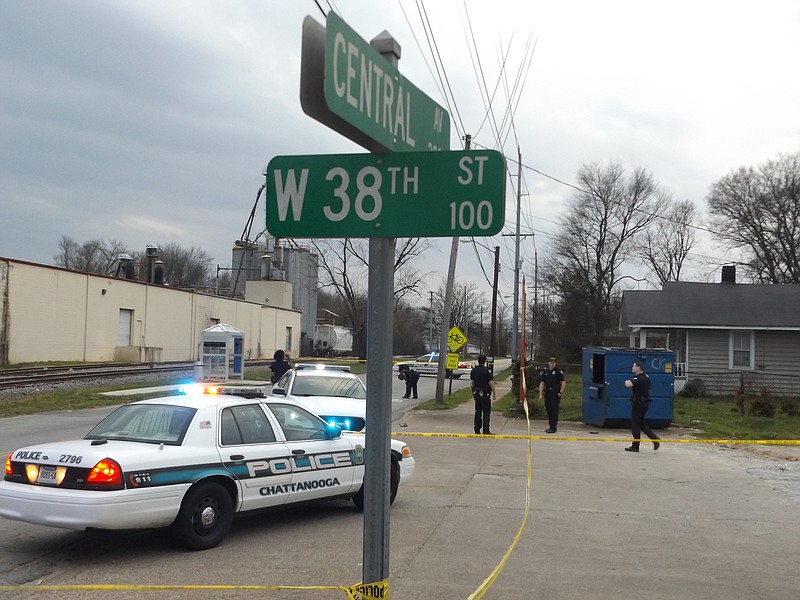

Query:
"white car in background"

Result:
[[269, 364, 367, 432], [0, 386, 414, 550], [393, 352, 473, 379]]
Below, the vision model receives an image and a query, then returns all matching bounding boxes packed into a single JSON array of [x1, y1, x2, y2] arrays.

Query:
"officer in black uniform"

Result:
[[470, 354, 496, 435], [539, 356, 565, 433], [624, 360, 660, 452], [398, 364, 420, 399]]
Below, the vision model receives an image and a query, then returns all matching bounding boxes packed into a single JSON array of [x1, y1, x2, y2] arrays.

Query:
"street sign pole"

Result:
[[364, 235, 394, 586], [363, 32, 400, 590], [295, 13, 466, 590]]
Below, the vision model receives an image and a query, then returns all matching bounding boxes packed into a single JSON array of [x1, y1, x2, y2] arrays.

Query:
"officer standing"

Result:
[[470, 354, 496, 435], [539, 357, 566, 433]]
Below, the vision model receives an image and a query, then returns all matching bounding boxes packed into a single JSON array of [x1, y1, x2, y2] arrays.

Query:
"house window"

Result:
[[729, 331, 754, 369], [285, 327, 293, 353]]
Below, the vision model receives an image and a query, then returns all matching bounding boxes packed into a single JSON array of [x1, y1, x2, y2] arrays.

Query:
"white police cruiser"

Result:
[[270, 363, 367, 432], [394, 352, 473, 379], [0, 385, 414, 550]]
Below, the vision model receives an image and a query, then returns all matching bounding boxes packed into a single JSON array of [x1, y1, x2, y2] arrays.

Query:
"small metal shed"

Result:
[[199, 324, 244, 381]]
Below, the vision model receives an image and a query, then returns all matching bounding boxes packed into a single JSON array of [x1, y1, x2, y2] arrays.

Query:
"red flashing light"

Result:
[[86, 458, 123, 487]]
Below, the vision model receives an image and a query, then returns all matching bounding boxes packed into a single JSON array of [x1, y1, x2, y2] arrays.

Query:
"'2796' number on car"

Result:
[[59, 454, 83, 464]]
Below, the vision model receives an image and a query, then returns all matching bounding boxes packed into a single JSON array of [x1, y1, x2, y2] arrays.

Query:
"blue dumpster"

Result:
[[582, 347, 674, 429]]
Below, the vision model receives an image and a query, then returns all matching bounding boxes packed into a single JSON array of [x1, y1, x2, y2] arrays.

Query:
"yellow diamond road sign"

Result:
[[447, 326, 467, 352]]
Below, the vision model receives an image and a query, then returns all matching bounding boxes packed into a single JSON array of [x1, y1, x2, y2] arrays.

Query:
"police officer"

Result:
[[539, 356, 565, 433], [470, 354, 496, 435], [624, 361, 660, 452], [398, 364, 420, 399]]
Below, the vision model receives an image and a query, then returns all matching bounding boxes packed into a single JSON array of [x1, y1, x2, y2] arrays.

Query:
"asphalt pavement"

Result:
[[2, 369, 799, 599], [386, 377, 800, 599]]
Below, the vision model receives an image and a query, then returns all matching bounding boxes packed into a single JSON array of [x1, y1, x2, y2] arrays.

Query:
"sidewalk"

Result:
[[388, 380, 800, 600]]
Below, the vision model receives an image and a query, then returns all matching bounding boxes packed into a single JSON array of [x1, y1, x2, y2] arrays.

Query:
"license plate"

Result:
[[37, 466, 57, 485]]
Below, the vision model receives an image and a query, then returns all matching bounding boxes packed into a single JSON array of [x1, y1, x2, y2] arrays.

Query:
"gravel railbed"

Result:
[[0, 370, 194, 401]]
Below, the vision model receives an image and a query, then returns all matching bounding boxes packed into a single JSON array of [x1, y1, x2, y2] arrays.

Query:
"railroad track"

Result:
[[0, 361, 273, 389]]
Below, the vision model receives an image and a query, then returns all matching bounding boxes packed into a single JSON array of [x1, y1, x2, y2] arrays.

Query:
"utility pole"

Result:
[[511, 147, 522, 360], [489, 245, 499, 357], [429, 290, 434, 352], [533, 249, 538, 363], [435, 134, 471, 404], [463, 285, 468, 359]]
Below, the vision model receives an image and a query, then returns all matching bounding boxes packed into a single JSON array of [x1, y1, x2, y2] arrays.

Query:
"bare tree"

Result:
[[54, 236, 130, 275], [432, 278, 488, 345], [141, 243, 213, 287], [707, 151, 800, 283], [549, 162, 663, 344], [311, 237, 431, 357], [642, 199, 698, 285], [55, 236, 214, 285]]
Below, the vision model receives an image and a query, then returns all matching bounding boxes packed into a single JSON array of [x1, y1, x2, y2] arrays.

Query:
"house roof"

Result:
[[620, 282, 800, 330]]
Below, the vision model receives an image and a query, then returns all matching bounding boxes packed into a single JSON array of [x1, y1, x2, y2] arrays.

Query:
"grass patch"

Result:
[[0, 379, 184, 418], [496, 373, 583, 422], [673, 395, 800, 440], [415, 368, 513, 411], [5, 366, 799, 441]]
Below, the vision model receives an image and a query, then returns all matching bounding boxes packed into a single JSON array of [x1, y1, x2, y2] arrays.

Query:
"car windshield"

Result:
[[290, 375, 366, 399], [85, 404, 196, 445]]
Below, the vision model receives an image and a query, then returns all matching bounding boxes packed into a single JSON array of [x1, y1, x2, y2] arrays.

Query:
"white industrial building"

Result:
[[0, 257, 303, 365]]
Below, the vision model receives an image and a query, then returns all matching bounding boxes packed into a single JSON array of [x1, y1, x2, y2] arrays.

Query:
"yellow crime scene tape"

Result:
[[2, 424, 796, 598], [390, 431, 800, 446], [0, 580, 388, 599], [466, 396, 534, 600]]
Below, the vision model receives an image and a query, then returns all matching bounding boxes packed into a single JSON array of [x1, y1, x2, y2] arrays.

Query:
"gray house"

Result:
[[619, 269, 800, 395]]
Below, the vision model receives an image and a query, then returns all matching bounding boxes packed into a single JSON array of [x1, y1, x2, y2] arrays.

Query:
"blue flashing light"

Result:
[[178, 383, 219, 395], [178, 383, 204, 395]]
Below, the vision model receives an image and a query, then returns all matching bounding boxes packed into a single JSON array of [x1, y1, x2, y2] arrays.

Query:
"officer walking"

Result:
[[539, 357, 566, 433], [624, 360, 660, 452]]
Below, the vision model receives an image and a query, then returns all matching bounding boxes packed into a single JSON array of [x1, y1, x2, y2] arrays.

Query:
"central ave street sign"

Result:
[[266, 149, 506, 238], [324, 11, 450, 153]]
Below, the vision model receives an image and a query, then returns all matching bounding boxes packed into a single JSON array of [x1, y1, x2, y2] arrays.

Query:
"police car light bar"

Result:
[[293, 363, 351, 372]]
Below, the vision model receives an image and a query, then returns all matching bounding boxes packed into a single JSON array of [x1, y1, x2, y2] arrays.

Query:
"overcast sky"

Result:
[[2, 0, 799, 304]]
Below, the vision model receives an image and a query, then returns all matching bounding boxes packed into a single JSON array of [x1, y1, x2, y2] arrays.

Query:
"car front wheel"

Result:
[[352, 458, 401, 511], [171, 481, 234, 550]]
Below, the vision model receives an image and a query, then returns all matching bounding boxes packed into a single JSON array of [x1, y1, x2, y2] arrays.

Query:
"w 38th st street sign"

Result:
[[266, 150, 506, 238]]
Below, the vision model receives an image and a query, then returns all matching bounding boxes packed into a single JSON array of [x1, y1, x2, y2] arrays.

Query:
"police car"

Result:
[[270, 364, 367, 432], [0, 386, 414, 550], [394, 353, 472, 379]]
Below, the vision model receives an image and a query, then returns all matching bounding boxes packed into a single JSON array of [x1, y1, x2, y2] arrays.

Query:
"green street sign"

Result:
[[266, 150, 506, 238], [324, 11, 450, 153]]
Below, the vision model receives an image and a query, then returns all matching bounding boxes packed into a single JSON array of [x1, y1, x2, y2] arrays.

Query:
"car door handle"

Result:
[[291, 449, 306, 455], [229, 455, 244, 461]]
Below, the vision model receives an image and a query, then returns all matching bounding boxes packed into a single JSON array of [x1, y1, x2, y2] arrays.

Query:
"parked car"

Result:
[[393, 352, 473, 379], [270, 364, 367, 432], [0, 386, 414, 550]]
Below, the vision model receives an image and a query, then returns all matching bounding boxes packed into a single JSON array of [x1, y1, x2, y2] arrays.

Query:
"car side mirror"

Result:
[[325, 423, 342, 439], [271, 387, 286, 396]]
